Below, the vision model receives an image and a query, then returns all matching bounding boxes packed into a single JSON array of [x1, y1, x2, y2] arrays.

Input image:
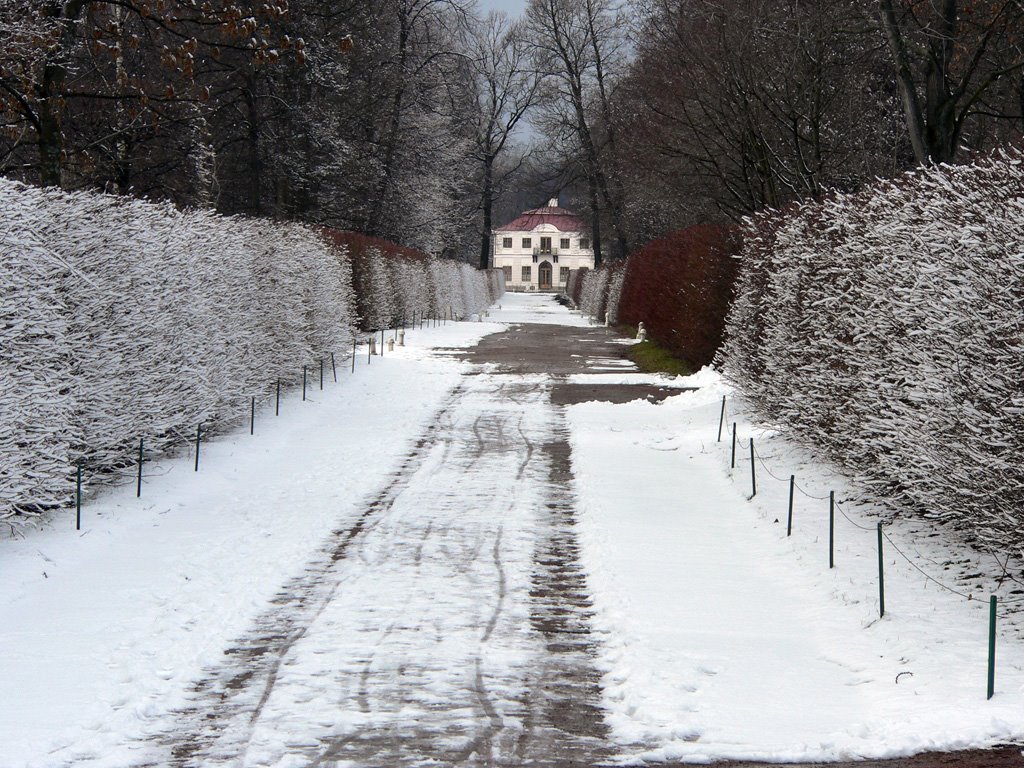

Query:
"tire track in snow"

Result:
[[155, 383, 469, 766], [150, 324, 620, 768]]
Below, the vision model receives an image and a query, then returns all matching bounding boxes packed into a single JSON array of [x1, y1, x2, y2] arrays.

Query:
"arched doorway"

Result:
[[538, 260, 553, 290]]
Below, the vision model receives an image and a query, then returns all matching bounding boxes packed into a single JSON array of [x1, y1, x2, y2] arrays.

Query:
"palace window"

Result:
[[522, 237, 532, 248], [560, 238, 570, 250], [579, 237, 590, 249], [522, 266, 532, 282], [502, 265, 512, 281], [560, 267, 570, 283], [502, 237, 513, 249], [539, 236, 552, 253]]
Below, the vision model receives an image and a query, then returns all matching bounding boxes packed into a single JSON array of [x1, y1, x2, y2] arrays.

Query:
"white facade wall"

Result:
[[492, 223, 594, 292]]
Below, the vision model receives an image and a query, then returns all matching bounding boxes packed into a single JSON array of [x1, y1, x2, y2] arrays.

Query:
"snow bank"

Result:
[[721, 150, 1024, 553]]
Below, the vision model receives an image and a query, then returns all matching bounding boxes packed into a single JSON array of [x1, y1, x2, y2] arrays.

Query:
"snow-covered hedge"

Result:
[[564, 267, 588, 307], [1, 183, 501, 525], [721, 150, 1024, 551], [322, 230, 500, 329], [579, 267, 611, 320], [0, 180, 358, 522]]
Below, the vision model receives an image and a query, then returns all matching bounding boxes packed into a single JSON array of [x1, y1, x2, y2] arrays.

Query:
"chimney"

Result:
[[548, 197, 559, 208]]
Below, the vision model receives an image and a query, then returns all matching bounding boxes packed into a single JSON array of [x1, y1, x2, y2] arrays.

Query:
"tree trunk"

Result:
[[479, 155, 494, 270], [36, 81, 63, 187], [244, 80, 263, 215], [368, 9, 410, 238], [879, 0, 929, 164], [35, 0, 89, 187], [587, 171, 602, 267]]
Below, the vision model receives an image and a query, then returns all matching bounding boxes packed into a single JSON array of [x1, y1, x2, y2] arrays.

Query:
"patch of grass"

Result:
[[626, 339, 694, 377]]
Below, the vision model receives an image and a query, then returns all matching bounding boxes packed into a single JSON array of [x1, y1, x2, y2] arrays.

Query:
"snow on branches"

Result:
[[721, 150, 1024, 551], [0, 182, 499, 525], [322, 230, 498, 330], [0, 180, 358, 522]]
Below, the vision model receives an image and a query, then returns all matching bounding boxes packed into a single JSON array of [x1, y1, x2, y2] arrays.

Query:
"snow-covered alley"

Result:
[[4, 292, 1024, 767]]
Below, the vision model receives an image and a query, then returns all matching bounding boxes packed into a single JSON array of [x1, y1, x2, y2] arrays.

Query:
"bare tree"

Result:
[[615, 0, 905, 233], [462, 11, 537, 269], [526, 0, 629, 264], [878, 0, 1024, 165], [0, 0, 289, 189]]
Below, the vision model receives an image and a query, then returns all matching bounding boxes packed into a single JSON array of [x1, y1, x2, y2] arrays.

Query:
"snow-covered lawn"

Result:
[[569, 370, 1024, 763], [3, 291, 1024, 766]]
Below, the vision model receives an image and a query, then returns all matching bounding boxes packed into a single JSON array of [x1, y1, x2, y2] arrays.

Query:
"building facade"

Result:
[[492, 199, 595, 291]]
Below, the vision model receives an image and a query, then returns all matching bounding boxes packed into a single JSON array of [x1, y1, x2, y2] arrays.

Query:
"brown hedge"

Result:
[[616, 224, 740, 369], [320, 229, 430, 330]]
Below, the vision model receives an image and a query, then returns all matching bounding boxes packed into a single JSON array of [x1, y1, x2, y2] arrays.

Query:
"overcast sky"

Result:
[[477, 0, 528, 17]]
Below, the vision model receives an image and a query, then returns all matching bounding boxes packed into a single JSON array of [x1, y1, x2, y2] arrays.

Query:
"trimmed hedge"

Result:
[[1, 181, 500, 524], [570, 225, 740, 369], [322, 230, 502, 330], [720, 149, 1024, 551], [616, 225, 739, 368]]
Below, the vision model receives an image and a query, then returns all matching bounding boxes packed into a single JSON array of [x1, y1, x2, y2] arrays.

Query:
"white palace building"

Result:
[[492, 199, 595, 291]]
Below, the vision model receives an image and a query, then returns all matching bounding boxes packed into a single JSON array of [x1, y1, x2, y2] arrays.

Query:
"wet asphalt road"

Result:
[[150, 321, 1023, 768]]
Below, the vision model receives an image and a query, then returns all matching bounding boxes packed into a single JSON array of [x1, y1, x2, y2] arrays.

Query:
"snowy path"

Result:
[[148, 326, 629, 766]]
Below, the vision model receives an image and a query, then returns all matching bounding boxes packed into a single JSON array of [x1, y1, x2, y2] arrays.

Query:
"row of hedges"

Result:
[[323, 232, 503, 331], [721, 150, 1024, 551], [567, 225, 740, 369], [0, 180, 499, 524]]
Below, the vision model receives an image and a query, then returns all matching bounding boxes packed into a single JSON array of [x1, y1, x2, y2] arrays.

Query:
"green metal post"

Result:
[[829, 491, 835, 569], [787, 475, 794, 536], [136, 438, 144, 497], [877, 523, 885, 618], [731, 423, 737, 468], [194, 424, 202, 472], [988, 595, 997, 700], [717, 396, 726, 442], [76, 464, 82, 530], [749, 438, 756, 497]]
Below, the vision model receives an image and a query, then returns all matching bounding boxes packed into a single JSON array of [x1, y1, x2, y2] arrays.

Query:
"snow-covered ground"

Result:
[[0, 318, 503, 767], [3, 291, 1024, 766], [569, 373, 1024, 763]]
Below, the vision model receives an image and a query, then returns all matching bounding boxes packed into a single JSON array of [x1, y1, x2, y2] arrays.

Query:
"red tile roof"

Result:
[[495, 204, 586, 233]]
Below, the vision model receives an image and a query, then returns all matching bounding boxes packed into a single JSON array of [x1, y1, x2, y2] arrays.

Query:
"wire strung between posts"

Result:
[[833, 498, 877, 532], [881, 532, 1024, 609], [728, 421, 830, 500], [880, 530, 981, 602], [792, 480, 833, 501], [725, 408, 1024, 617], [752, 443, 796, 483]]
